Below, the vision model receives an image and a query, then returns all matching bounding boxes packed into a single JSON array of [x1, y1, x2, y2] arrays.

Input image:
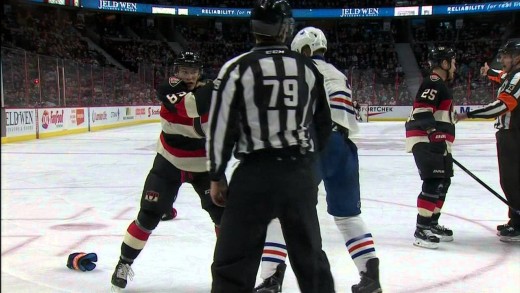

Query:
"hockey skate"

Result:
[[111, 260, 134, 290], [499, 226, 520, 243], [431, 224, 453, 242], [413, 228, 440, 249], [352, 258, 382, 293], [253, 263, 287, 293], [496, 223, 510, 236]]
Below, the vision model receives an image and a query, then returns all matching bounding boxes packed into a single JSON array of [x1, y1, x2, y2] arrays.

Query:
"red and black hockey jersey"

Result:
[[156, 80, 213, 172], [405, 73, 456, 153]]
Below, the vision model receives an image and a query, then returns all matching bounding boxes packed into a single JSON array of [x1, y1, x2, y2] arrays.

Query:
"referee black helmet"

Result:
[[498, 40, 520, 56], [251, 0, 294, 41]]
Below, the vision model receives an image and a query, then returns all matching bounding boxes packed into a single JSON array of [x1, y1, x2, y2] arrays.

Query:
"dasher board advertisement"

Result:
[[37, 107, 88, 134], [5, 108, 37, 138]]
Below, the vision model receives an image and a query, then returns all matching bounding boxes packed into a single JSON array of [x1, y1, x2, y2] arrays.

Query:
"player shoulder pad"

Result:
[[324, 62, 346, 81]]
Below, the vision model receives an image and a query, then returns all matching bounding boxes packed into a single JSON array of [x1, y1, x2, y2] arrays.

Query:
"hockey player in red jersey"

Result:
[[111, 51, 224, 290], [457, 40, 520, 243], [405, 46, 457, 249]]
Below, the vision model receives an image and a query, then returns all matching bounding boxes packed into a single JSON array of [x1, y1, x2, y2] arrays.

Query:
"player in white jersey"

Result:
[[254, 27, 382, 293]]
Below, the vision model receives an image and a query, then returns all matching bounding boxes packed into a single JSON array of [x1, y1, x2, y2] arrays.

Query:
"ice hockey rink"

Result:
[[1, 121, 519, 293]]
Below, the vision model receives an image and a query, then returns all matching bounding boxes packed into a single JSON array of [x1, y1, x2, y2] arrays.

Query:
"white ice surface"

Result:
[[1, 121, 519, 293]]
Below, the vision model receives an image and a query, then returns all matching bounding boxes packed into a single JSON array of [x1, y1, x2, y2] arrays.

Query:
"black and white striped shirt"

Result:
[[468, 68, 520, 130], [207, 44, 332, 180]]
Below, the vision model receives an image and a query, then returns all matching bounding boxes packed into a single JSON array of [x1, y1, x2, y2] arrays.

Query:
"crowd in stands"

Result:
[[1, 0, 516, 108], [412, 17, 513, 104], [174, 19, 251, 79], [2, 4, 105, 66]]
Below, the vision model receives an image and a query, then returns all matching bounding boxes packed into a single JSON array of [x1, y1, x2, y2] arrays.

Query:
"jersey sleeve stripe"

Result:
[[329, 90, 351, 98], [413, 102, 436, 111], [468, 100, 508, 119], [498, 92, 518, 111], [330, 97, 353, 107], [331, 104, 356, 115]]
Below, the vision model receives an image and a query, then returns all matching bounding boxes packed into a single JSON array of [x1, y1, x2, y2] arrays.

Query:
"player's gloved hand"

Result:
[[157, 77, 189, 111], [191, 81, 215, 114], [194, 80, 214, 100], [66, 252, 97, 272], [210, 176, 228, 207], [428, 130, 447, 154]]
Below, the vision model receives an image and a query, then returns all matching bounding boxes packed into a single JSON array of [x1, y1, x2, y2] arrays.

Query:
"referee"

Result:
[[206, 1, 335, 292], [457, 40, 520, 242]]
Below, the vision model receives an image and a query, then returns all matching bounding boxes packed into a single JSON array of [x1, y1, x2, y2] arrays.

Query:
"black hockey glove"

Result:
[[66, 252, 97, 272], [157, 77, 189, 112], [428, 130, 447, 154], [193, 81, 214, 115]]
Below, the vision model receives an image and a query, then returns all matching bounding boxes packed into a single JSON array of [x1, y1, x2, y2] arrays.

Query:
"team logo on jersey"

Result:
[[430, 75, 440, 82], [144, 190, 160, 202], [169, 76, 182, 87]]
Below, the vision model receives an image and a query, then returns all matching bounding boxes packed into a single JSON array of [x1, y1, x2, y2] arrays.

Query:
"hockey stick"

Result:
[[453, 158, 520, 216]]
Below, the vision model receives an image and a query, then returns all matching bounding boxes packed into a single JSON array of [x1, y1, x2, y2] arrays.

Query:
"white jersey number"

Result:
[[265, 79, 299, 108]]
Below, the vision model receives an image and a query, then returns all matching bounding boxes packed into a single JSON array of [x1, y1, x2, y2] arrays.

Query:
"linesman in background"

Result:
[[206, 0, 335, 292], [457, 40, 520, 242], [405, 47, 457, 249]]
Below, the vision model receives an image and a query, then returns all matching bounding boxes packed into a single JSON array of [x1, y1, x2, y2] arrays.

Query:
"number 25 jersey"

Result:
[[405, 73, 456, 153]]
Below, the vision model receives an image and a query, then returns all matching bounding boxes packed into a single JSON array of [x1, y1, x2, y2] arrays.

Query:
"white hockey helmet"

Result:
[[290, 26, 327, 56]]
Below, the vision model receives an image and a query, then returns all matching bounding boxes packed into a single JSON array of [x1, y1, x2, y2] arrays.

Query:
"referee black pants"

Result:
[[496, 129, 520, 227], [211, 150, 335, 293]]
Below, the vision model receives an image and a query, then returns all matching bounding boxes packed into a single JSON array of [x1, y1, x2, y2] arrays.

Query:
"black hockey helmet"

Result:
[[174, 51, 203, 69], [498, 40, 520, 56], [428, 46, 456, 68], [251, 0, 294, 40]]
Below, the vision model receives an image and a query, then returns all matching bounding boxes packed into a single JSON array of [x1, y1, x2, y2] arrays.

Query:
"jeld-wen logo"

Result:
[[98, 1, 138, 12], [6, 111, 33, 126]]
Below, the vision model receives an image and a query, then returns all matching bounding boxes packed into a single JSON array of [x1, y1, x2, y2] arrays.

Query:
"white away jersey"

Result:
[[313, 57, 359, 134]]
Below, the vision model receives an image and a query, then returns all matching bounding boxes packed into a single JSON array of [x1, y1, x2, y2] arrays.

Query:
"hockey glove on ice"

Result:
[[66, 252, 97, 272], [157, 77, 189, 112], [428, 131, 447, 154]]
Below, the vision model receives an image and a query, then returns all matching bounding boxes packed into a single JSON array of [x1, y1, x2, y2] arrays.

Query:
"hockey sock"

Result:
[[260, 218, 287, 279], [121, 220, 152, 261], [334, 216, 377, 274], [431, 194, 446, 225], [417, 191, 438, 228]]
